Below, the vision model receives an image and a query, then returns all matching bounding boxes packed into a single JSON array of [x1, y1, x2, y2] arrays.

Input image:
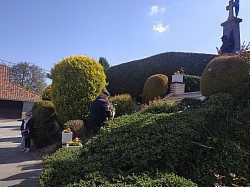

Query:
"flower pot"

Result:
[[172, 74, 183, 83], [67, 145, 82, 150], [62, 132, 72, 144]]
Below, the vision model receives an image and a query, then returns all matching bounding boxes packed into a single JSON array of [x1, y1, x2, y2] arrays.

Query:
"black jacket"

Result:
[[20, 118, 34, 138], [86, 96, 112, 129]]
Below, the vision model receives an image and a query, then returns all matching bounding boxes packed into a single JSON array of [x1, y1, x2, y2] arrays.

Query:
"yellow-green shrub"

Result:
[[51, 55, 106, 123], [200, 56, 249, 97], [142, 74, 168, 104], [42, 84, 52, 101]]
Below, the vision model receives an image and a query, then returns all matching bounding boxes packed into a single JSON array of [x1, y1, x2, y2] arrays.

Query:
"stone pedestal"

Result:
[[221, 17, 242, 54], [171, 74, 185, 95], [170, 83, 185, 95]]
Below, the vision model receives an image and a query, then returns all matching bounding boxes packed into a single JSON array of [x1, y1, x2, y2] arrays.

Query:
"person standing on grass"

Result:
[[20, 112, 34, 153]]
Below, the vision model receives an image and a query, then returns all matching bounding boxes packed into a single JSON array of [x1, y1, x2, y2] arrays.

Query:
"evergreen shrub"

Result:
[[39, 93, 250, 186], [41, 84, 52, 101], [39, 148, 82, 187], [51, 55, 106, 123], [142, 74, 168, 104], [106, 52, 216, 97], [200, 56, 249, 97], [140, 99, 177, 114], [108, 94, 136, 117], [181, 93, 250, 186], [32, 100, 61, 148], [184, 74, 200, 92], [67, 173, 198, 187], [176, 98, 203, 111]]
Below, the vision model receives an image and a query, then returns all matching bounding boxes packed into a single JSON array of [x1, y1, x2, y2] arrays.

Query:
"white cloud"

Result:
[[149, 6, 166, 16], [152, 23, 170, 33]]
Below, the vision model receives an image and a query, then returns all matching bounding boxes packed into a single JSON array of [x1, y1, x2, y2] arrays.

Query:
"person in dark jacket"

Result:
[[86, 89, 112, 136], [20, 112, 34, 153]]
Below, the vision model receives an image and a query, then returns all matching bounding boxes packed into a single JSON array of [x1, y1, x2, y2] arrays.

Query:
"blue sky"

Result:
[[0, 0, 249, 73]]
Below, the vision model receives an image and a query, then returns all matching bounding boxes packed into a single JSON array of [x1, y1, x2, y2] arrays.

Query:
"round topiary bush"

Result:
[[142, 74, 168, 104], [42, 84, 52, 101], [51, 55, 106, 123], [200, 56, 249, 97]]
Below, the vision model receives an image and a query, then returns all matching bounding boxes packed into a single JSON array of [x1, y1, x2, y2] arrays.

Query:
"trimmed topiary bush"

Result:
[[51, 55, 107, 123], [42, 84, 52, 101], [108, 94, 136, 117], [142, 74, 168, 104], [200, 56, 249, 97]]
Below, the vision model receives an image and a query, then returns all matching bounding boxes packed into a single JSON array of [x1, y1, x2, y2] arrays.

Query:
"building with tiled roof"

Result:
[[0, 64, 41, 119]]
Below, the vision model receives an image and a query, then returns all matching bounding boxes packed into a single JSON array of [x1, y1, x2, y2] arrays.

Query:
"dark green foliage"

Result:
[[32, 100, 62, 148], [39, 148, 82, 187], [39, 93, 250, 186], [200, 56, 249, 97], [176, 98, 203, 111], [184, 74, 200, 92], [40, 148, 197, 187], [99, 57, 110, 72], [67, 173, 198, 187], [41, 84, 52, 101], [142, 74, 168, 104], [140, 99, 177, 114], [51, 55, 106, 123], [181, 93, 250, 186], [108, 94, 136, 117], [106, 52, 216, 97]]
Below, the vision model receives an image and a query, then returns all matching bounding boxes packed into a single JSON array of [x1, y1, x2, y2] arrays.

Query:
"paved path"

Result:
[[0, 120, 43, 187]]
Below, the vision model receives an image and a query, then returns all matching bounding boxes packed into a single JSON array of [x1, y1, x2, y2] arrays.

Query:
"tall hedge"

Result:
[[51, 55, 106, 123], [200, 56, 249, 97], [106, 52, 216, 97]]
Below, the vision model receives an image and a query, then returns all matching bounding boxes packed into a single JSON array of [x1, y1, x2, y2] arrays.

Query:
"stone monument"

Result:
[[220, 0, 242, 54]]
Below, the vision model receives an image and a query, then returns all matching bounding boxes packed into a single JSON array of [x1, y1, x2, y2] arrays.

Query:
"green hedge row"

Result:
[[106, 52, 216, 97]]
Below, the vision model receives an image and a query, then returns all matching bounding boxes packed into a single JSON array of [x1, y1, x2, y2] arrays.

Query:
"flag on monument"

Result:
[[235, 0, 239, 17]]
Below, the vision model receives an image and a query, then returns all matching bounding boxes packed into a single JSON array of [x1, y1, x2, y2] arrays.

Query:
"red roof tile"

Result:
[[0, 64, 41, 102]]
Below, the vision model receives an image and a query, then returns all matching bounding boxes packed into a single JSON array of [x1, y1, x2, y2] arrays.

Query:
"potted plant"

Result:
[[66, 138, 83, 150], [62, 128, 73, 144]]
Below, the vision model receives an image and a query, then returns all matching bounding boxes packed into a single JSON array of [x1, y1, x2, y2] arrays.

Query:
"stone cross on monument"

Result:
[[226, 0, 235, 19], [220, 0, 242, 54]]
